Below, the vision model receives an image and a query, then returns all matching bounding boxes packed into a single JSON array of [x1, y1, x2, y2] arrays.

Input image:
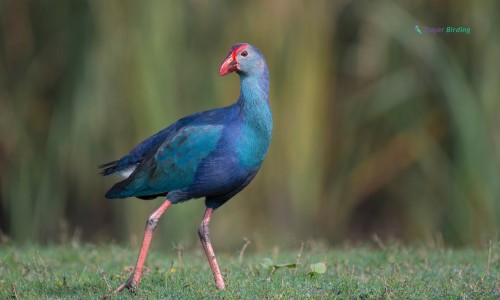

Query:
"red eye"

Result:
[[241, 51, 248, 57]]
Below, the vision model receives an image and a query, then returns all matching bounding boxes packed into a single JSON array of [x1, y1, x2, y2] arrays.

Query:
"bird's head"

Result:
[[219, 43, 266, 77]]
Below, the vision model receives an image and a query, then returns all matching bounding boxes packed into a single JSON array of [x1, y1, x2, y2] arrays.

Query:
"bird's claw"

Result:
[[112, 275, 138, 294]]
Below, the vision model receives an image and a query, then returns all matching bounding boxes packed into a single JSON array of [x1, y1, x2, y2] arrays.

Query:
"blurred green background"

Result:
[[0, 0, 498, 249]]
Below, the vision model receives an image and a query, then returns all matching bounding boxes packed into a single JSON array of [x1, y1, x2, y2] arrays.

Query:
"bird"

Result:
[[99, 43, 272, 294]]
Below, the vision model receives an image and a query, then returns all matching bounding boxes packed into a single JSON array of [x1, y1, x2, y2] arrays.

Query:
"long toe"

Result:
[[216, 281, 226, 290], [112, 275, 138, 294]]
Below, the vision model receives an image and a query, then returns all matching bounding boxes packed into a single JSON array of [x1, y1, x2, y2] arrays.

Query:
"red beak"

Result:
[[218, 52, 238, 76]]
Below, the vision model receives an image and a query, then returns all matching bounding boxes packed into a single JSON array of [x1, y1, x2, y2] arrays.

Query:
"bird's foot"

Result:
[[112, 275, 139, 294], [214, 274, 226, 290], [216, 281, 226, 290]]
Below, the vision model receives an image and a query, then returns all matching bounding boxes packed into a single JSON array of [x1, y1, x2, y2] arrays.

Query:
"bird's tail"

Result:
[[98, 160, 119, 176]]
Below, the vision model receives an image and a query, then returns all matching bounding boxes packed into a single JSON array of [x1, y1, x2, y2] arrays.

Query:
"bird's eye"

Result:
[[241, 51, 248, 57]]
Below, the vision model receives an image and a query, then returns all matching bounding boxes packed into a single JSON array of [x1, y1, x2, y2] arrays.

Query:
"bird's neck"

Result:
[[238, 71, 270, 110], [237, 71, 272, 139], [235, 70, 272, 168]]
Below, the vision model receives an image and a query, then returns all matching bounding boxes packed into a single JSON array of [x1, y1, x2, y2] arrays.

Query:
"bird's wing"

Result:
[[98, 124, 179, 176], [105, 124, 224, 198], [99, 105, 237, 176]]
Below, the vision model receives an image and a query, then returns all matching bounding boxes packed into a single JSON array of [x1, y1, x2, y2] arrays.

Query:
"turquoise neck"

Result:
[[235, 71, 273, 168], [237, 70, 272, 140], [238, 71, 269, 108]]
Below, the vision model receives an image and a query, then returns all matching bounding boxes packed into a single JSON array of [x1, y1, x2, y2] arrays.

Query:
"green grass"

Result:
[[0, 242, 498, 299]]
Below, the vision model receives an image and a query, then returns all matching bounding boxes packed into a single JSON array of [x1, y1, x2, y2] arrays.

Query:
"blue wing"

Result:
[[105, 124, 224, 199], [98, 125, 179, 176], [101, 105, 240, 199], [99, 104, 237, 176]]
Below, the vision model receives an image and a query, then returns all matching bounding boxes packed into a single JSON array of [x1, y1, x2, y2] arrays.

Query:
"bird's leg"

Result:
[[112, 199, 172, 294], [198, 207, 226, 290]]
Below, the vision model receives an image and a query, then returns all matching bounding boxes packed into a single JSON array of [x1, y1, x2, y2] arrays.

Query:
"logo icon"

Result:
[[415, 26, 422, 34]]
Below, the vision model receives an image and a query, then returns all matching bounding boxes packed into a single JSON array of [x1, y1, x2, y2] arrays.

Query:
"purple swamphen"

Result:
[[99, 43, 272, 293]]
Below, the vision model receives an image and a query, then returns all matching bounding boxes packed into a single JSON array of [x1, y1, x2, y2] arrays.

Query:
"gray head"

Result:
[[219, 43, 268, 77]]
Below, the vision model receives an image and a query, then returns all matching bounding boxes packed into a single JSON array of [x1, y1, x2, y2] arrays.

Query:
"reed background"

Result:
[[1, 0, 498, 249]]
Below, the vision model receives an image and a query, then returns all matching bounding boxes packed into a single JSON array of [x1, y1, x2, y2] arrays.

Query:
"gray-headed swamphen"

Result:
[[99, 43, 272, 293]]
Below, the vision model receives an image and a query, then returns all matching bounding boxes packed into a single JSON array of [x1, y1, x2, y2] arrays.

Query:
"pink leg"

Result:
[[113, 199, 172, 294], [198, 208, 225, 290]]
